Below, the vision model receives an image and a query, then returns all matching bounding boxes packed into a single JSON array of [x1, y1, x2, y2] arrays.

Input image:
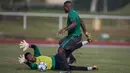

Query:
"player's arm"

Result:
[[19, 40, 41, 57], [80, 20, 87, 35], [80, 19, 92, 43], [57, 13, 77, 34], [66, 21, 76, 30], [25, 61, 38, 69], [18, 54, 38, 69], [30, 45, 41, 57], [57, 21, 76, 34]]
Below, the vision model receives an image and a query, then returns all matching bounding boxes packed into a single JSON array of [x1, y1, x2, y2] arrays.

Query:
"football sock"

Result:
[[82, 41, 89, 46], [70, 66, 88, 71], [87, 67, 93, 70]]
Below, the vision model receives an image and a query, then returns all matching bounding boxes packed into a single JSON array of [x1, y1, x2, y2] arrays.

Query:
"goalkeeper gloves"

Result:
[[18, 54, 26, 64], [19, 40, 29, 51], [85, 32, 92, 43]]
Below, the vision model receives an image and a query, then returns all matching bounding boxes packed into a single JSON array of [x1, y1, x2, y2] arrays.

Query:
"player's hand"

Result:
[[19, 40, 29, 51], [18, 54, 26, 64], [85, 32, 92, 43], [57, 28, 66, 35], [87, 36, 92, 43]]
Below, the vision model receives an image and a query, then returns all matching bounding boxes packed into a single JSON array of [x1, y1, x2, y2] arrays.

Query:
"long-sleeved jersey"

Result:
[[26, 45, 55, 70]]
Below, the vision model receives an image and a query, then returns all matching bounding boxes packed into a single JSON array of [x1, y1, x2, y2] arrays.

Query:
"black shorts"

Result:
[[59, 35, 82, 50], [54, 53, 70, 71]]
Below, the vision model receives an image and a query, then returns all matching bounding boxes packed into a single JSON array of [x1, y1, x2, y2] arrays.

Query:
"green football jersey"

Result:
[[67, 9, 81, 36]]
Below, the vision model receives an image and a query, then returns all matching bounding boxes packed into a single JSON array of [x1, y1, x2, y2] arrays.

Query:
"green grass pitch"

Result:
[[0, 44, 130, 73]]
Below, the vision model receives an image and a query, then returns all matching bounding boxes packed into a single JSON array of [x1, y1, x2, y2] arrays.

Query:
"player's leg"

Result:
[[60, 36, 81, 51], [69, 65, 98, 71], [64, 40, 89, 64], [57, 36, 72, 61], [57, 36, 79, 54], [65, 40, 89, 59], [75, 41, 89, 49], [54, 52, 71, 73], [54, 52, 98, 72], [68, 40, 89, 53], [59, 36, 68, 46], [57, 36, 68, 53], [60, 36, 81, 64], [57, 36, 75, 64], [58, 35, 85, 64], [66, 53, 76, 64]]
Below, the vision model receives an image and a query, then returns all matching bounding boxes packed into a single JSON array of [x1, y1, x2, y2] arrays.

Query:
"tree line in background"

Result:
[[73, 0, 130, 12], [0, 0, 130, 12]]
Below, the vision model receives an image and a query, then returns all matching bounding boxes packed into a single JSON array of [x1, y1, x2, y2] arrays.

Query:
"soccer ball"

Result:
[[38, 62, 47, 71]]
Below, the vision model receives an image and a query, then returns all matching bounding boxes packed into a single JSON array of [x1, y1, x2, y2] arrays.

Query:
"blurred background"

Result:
[[0, 0, 130, 44]]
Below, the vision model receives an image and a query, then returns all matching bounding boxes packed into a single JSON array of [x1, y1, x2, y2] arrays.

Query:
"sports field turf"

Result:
[[0, 44, 130, 73]]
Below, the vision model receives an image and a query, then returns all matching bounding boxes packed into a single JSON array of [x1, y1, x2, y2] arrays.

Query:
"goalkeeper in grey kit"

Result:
[[18, 40, 98, 73]]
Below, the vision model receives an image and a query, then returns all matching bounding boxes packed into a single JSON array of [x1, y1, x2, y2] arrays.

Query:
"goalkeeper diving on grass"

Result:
[[18, 40, 98, 73]]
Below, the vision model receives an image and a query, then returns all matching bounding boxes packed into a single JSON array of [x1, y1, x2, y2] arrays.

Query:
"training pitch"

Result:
[[0, 44, 130, 73]]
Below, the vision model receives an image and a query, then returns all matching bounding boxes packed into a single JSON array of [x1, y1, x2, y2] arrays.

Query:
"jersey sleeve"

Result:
[[26, 61, 38, 69], [30, 45, 41, 57]]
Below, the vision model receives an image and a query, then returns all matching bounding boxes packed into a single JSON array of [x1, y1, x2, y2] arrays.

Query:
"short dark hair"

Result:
[[64, 1, 72, 5], [24, 52, 31, 59]]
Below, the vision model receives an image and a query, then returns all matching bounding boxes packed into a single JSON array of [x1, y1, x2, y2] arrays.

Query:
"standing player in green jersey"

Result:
[[57, 1, 92, 64], [18, 40, 98, 73]]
